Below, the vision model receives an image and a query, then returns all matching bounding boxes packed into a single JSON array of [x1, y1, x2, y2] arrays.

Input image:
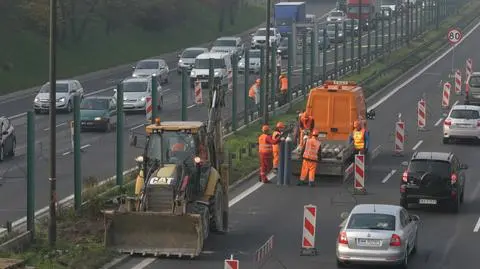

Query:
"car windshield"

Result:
[[408, 160, 451, 176], [136, 61, 159, 69], [327, 24, 343, 31], [347, 213, 396, 230], [347, 6, 371, 13], [195, 58, 225, 69], [330, 11, 344, 17], [122, 81, 148, 92], [450, 109, 480, 119], [182, 49, 205, 58], [146, 131, 195, 164], [213, 39, 236, 47], [255, 29, 274, 36], [468, 76, 480, 87], [80, 99, 109, 110], [249, 50, 261, 58], [40, 82, 69, 93]]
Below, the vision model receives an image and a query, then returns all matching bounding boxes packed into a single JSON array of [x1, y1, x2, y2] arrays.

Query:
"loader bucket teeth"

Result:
[[104, 212, 204, 257]]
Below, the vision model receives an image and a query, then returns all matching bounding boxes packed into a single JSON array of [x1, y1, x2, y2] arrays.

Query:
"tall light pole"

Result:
[[264, 0, 271, 125], [48, 0, 58, 247]]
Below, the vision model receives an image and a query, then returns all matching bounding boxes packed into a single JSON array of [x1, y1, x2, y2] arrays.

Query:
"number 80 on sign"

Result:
[[447, 28, 462, 45]]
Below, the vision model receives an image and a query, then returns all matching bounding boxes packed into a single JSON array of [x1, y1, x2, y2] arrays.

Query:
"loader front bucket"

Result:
[[104, 211, 204, 258]]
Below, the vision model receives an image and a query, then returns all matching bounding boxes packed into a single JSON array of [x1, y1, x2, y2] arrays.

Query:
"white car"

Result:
[[442, 104, 480, 144], [114, 77, 163, 112], [33, 80, 84, 113], [337, 204, 419, 268], [250, 27, 282, 49], [190, 52, 232, 88], [132, 59, 169, 84], [210, 36, 244, 56], [326, 10, 347, 22], [177, 47, 209, 74]]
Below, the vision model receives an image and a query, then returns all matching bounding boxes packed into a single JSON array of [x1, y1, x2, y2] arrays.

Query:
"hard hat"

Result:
[[353, 120, 360, 128], [312, 129, 319, 136], [276, 122, 285, 129], [262, 125, 270, 132], [256, 78, 261, 83]]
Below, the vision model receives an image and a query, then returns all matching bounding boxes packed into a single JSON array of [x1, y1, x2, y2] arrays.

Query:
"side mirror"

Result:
[[410, 214, 420, 222], [366, 109, 376, 119], [129, 134, 138, 147], [177, 53, 181, 58], [250, 33, 255, 37], [401, 161, 409, 167], [460, 163, 468, 169], [340, 211, 349, 220], [131, 65, 135, 70]]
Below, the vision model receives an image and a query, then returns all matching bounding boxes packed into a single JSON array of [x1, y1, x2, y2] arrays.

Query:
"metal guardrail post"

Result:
[[116, 82, 124, 186], [277, 138, 285, 186], [260, 46, 265, 116], [232, 53, 238, 130], [388, 15, 392, 54], [244, 48, 250, 125], [343, 21, 347, 67], [26, 111, 35, 239], [73, 95, 81, 212], [271, 44, 277, 116], [394, 11, 398, 49], [310, 29, 316, 87], [283, 136, 292, 186], [381, 10, 385, 54], [400, 7, 404, 46], [406, 1, 410, 45], [322, 29, 327, 81], [151, 75, 158, 123], [287, 32, 293, 108], [350, 19, 355, 66], [302, 32, 307, 88], [334, 23, 339, 79]]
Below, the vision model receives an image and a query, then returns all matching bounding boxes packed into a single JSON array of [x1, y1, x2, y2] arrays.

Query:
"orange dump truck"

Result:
[[291, 80, 375, 177]]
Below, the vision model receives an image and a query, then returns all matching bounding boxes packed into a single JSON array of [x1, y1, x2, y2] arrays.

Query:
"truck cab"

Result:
[[274, 1, 307, 36], [346, 0, 381, 29]]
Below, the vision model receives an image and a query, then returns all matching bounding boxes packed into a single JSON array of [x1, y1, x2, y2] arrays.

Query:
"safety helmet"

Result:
[[276, 122, 285, 129], [312, 129, 319, 136], [262, 125, 270, 132], [256, 78, 261, 83], [353, 120, 360, 128]]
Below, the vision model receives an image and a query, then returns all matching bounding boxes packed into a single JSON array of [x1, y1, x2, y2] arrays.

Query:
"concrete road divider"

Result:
[[300, 205, 317, 256]]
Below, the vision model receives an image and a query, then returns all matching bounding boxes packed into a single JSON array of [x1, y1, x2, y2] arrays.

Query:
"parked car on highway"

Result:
[[251, 27, 282, 49], [326, 10, 347, 22], [33, 80, 84, 114], [190, 52, 232, 88], [238, 49, 262, 74], [337, 204, 419, 268], [114, 77, 163, 113], [400, 151, 467, 213], [0, 116, 16, 161], [132, 59, 169, 84], [464, 72, 480, 105], [344, 18, 360, 36], [80, 96, 117, 132], [210, 37, 244, 56], [326, 22, 345, 43], [177, 47, 209, 75], [443, 104, 480, 143]]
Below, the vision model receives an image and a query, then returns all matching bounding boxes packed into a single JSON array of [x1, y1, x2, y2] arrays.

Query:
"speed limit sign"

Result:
[[447, 28, 462, 45]]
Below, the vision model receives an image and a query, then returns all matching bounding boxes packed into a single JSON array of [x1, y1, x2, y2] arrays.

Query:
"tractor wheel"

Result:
[[210, 183, 226, 233]]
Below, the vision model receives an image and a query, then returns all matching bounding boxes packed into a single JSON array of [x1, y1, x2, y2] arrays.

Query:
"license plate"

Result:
[[357, 239, 382, 247], [419, 199, 437, 204], [199, 79, 208, 83], [318, 133, 327, 138]]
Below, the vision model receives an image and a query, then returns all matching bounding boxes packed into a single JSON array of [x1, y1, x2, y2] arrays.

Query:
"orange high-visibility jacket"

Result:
[[280, 77, 288, 92], [258, 134, 275, 154], [302, 138, 321, 161]]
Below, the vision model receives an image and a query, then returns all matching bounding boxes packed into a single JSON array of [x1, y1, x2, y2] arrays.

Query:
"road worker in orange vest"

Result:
[[349, 120, 369, 155], [298, 111, 315, 148], [249, 78, 261, 111], [258, 125, 277, 183], [279, 73, 288, 105], [272, 121, 286, 171], [298, 129, 322, 187]]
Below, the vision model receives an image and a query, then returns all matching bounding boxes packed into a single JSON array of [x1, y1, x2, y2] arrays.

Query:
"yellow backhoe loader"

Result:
[[103, 84, 229, 258]]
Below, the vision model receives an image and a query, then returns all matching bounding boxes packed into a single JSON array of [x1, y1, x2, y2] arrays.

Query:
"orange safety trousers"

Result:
[[273, 144, 280, 168], [300, 159, 317, 182], [259, 152, 273, 181]]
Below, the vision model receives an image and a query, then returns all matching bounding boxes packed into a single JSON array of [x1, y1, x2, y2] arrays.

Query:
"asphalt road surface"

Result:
[[0, 4, 416, 224], [110, 17, 480, 269]]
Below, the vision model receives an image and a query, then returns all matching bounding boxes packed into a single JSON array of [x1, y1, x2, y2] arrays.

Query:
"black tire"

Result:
[[442, 138, 449, 144], [164, 74, 169, 84], [66, 101, 72, 113], [336, 259, 347, 268], [400, 198, 409, 209], [411, 233, 418, 255], [460, 188, 464, 203], [104, 121, 111, 132], [210, 183, 226, 233], [396, 248, 408, 269], [450, 196, 460, 213], [0, 145, 4, 162], [9, 139, 15, 156]]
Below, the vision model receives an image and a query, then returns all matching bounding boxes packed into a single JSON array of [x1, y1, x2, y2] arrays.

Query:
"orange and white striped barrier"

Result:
[[146, 96, 152, 121], [224, 255, 239, 269], [395, 114, 405, 155], [417, 99, 426, 129], [442, 82, 451, 109], [343, 162, 354, 182], [255, 235, 274, 264], [300, 205, 317, 256], [354, 154, 365, 192], [228, 70, 233, 91], [194, 80, 203, 105], [466, 58, 473, 78], [454, 70, 462, 95]]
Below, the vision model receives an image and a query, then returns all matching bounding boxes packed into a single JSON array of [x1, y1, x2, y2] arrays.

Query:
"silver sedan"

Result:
[[336, 204, 419, 268]]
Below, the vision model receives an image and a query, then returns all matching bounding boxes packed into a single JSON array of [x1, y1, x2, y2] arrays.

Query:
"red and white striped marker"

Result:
[[194, 81, 203, 105], [442, 82, 451, 109], [395, 118, 405, 155], [343, 162, 354, 181], [354, 154, 365, 191], [224, 255, 239, 269], [466, 58, 473, 78], [301, 205, 317, 255], [417, 99, 426, 129], [146, 96, 152, 121], [454, 69, 462, 95], [228, 70, 233, 91]]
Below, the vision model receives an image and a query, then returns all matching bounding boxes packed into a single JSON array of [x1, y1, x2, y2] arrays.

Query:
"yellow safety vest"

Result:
[[353, 129, 365, 150]]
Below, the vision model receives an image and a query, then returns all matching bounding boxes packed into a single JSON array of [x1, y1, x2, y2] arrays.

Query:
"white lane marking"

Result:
[[130, 123, 145, 131], [368, 19, 480, 111], [187, 104, 196, 109], [61, 144, 91, 155], [382, 169, 397, 183], [229, 182, 263, 207], [474, 217, 480, 232], [412, 140, 423, 151], [43, 122, 67, 131], [453, 100, 459, 106], [62, 151, 71, 156], [434, 118, 443, 126], [131, 258, 157, 269], [80, 144, 91, 150]]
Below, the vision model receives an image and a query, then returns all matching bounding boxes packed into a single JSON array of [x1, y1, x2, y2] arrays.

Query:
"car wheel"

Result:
[[336, 259, 347, 268], [442, 137, 450, 144], [66, 101, 72, 113], [411, 233, 418, 255], [105, 121, 112, 132], [450, 195, 460, 213], [460, 188, 464, 203], [397, 248, 408, 269], [164, 74, 169, 84], [34, 109, 40, 114], [9, 139, 15, 156], [400, 198, 409, 209], [0, 145, 4, 162]]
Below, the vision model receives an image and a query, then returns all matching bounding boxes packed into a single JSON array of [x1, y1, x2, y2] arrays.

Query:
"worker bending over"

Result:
[[349, 120, 369, 155], [272, 122, 286, 171], [298, 112, 315, 148], [298, 129, 322, 187], [279, 73, 288, 105], [258, 125, 279, 183]]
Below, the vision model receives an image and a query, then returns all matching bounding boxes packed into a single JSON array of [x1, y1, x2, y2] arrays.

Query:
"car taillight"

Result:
[[390, 234, 401, 247], [338, 231, 348, 244], [451, 173, 457, 184], [444, 119, 452, 126], [402, 171, 408, 182]]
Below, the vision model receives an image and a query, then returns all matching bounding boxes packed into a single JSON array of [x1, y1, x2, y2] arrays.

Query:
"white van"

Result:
[[190, 52, 232, 88]]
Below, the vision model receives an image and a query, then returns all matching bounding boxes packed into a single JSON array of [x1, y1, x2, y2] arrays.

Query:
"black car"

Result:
[[277, 38, 288, 58], [400, 152, 467, 213], [0, 116, 16, 161]]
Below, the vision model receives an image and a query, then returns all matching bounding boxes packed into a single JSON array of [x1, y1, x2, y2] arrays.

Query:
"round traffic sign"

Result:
[[447, 28, 462, 44]]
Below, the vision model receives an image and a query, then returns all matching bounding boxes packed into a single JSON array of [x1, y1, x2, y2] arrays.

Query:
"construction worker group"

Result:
[[257, 114, 368, 186], [248, 73, 289, 110]]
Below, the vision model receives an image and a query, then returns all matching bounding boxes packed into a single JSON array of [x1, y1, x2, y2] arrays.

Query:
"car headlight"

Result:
[[34, 97, 39, 102], [123, 96, 127, 101], [94, 117, 102, 121], [238, 62, 244, 66], [190, 70, 196, 77], [277, 49, 282, 53], [57, 97, 65, 102], [338, 33, 343, 36], [140, 96, 146, 101], [214, 71, 220, 76], [179, 59, 183, 63], [327, 18, 332, 21], [132, 74, 138, 77]]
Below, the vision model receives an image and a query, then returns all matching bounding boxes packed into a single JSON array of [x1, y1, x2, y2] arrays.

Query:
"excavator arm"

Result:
[[206, 84, 225, 170]]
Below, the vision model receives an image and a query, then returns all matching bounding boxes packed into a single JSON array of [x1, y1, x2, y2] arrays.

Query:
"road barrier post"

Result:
[[311, 29, 317, 87], [374, 14, 379, 57], [278, 138, 285, 186], [417, 98, 426, 130], [116, 82, 124, 186], [151, 75, 158, 123], [343, 21, 347, 67], [73, 95, 81, 212], [466, 58, 473, 78], [350, 19, 355, 65], [394, 11, 398, 49], [353, 153, 366, 194], [288, 33, 293, 108], [415, 3, 419, 36], [394, 113, 405, 156], [26, 111, 35, 239], [442, 82, 451, 109], [302, 32, 307, 88], [232, 53, 238, 131], [322, 29, 327, 81], [194, 81, 203, 105], [357, 0, 362, 74], [367, 20, 371, 63], [181, 69, 188, 121], [381, 10, 385, 54], [334, 23, 338, 79], [300, 204, 318, 256], [244, 48, 250, 125], [260, 46, 265, 117], [224, 254, 239, 269], [343, 162, 354, 182], [400, 7, 404, 46], [254, 235, 274, 267], [145, 96, 152, 122], [271, 43, 277, 115], [283, 136, 292, 186], [388, 15, 392, 54], [454, 70, 462, 95]]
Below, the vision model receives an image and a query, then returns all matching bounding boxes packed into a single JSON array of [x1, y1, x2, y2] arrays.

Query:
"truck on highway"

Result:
[[346, 0, 381, 29], [274, 1, 306, 36], [291, 80, 376, 178]]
